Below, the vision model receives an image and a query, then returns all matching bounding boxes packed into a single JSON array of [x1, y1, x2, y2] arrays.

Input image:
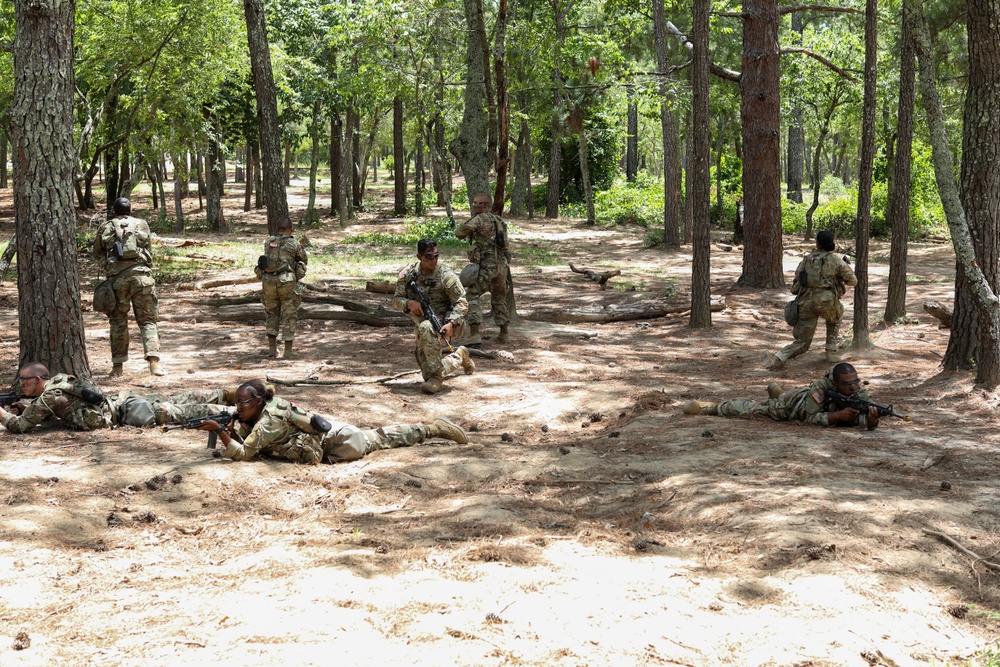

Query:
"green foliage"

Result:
[[782, 199, 808, 234], [341, 217, 464, 247], [591, 173, 663, 227], [711, 153, 743, 202], [537, 109, 623, 204], [969, 642, 1000, 667]]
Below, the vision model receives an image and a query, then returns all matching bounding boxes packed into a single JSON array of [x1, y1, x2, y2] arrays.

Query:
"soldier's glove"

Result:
[[257, 255, 268, 272]]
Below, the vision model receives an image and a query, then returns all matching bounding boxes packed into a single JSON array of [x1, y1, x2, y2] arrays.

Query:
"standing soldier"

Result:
[[393, 239, 475, 394], [255, 217, 307, 358], [455, 193, 512, 344], [93, 197, 164, 377], [764, 230, 858, 369]]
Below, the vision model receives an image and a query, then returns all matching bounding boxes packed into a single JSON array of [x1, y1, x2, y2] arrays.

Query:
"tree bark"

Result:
[[492, 0, 510, 215], [510, 94, 532, 217], [243, 144, 254, 212], [393, 96, 406, 216], [626, 86, 638, 183], [851, 0, 878, 351], [786, 12, 805, 204], [330, 112, 341, 216], [0, 128, 8, 188], [884, 7, 916, 324], [452, 0, 491, 208], [545, 0, 570, 218], [351, 109, 362, 208], [690, 0, 712, 328], [206, 127, 228, 232], [173, 152, 185, 232], [652, 0, 680, 247], [244, 0, 289, 234], [341, 107, 354, 224], [737, 0, 784, 288], [305, 100, 321, 225], [909, 0, 1000, 387], [11, 0, 91, 377]]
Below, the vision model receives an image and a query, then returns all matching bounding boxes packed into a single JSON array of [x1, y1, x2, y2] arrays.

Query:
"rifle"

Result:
[[0, 391, 23, 407], [825, 391, 911, 422], [161, 411, 237, 448], [406, 278, 454, 352]]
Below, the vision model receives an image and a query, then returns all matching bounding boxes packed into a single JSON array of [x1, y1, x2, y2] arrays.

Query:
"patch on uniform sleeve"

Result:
[[269, 241, 278, 248], [811, 390, 823, 404]]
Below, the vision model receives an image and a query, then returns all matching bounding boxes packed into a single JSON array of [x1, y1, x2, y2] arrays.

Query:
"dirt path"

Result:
[[0, 194, 998, 666]]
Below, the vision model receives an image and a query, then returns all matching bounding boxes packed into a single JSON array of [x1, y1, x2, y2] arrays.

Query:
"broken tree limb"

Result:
[[193, 276, 259, 290], [200, 303, 410, 327], [266, 370, 419, 386], [524, 295, 725, 323], [190, 292, 380, 313], [365, 280, 396, 294], [0, 233, 15, 282], [923, 300, 952, 328], [568, 263, 622, 289], [922, 528, 1000, 572]]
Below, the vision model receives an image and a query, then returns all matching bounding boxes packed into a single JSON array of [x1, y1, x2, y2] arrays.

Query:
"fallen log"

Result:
[[200, 303, 410, 327], [524, 295, 725, 323], [193, 276, 259, 290], [569, 263, 621, 289], [267, 370, 420, 386], [923, 300, 952, 328], [189, 292, 380, 313], [159, 254, 236, 265], [365, 280, 396, 294]]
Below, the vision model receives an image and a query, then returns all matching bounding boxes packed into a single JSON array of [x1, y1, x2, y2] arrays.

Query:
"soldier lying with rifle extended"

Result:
[[683, 362, 909, 429]]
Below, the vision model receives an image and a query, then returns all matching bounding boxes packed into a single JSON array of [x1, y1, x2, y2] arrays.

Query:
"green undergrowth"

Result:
[[341, 217, 465, 248]]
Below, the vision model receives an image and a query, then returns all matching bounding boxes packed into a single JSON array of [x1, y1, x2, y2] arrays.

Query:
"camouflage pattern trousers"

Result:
[[262, 277, 302, 340], [414, 319, 468, 380], [108, 271, 159, 363], [114, 388, 230, 427], [466, 260, 509, 327], [717, 388, 810, 421], [778, 289, 843, 361], [268, 422, 428, 464]]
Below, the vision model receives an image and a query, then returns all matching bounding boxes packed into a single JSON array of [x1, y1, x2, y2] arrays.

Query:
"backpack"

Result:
[[799, 252, 829, 290], [263, 236, 285, 273], [493, 215, 507, 249], [113, 218, 140, 261]]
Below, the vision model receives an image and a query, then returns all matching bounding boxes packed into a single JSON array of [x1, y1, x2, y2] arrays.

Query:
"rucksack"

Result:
[[799, 252, 829, 289], [113, 218, 140, 261]]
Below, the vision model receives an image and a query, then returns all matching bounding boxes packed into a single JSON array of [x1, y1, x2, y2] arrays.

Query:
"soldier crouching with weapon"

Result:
[[393, 239, 475, 394], [683, 362, 909, 429]]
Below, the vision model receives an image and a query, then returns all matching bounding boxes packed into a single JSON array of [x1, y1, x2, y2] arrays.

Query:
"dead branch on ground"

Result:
[[569, 263, 621, 289], [923, 300, 952, 328], [525, 295, 725, 323], [922, 528, 1000, 572]]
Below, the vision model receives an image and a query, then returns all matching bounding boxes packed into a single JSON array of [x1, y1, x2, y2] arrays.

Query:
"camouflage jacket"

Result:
[[93, 215, 154, 278], [221, 396, 323, 464], [455, 211, 510, 266], [255, 234, 308, 283], [784, 370, 875, 427], [790, 250, 857, 299], [0, 374, 107, 433], [393, 262, 468, 326]]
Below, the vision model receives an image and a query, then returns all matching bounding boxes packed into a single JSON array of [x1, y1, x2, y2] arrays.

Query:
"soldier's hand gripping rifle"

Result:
[[406, 278, 454, 352], [825, 391, 911, 422], [161, 411, 237, 448]]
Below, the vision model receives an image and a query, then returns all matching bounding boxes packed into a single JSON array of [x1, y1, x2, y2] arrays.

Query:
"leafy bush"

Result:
[[341, 216, 464, 247], [535, 109, 623, 204], [813, 193, 859, 238], [592, 174, 663, 227], [781, 199, 808, 234]]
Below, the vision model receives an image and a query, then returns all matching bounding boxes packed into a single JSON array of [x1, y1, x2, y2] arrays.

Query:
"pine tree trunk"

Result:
[[206, 131, 228, 232], [492, 0, 510, 214], [174, 153, 185, 232], [196, 151, 205, 211], [510, 96, 531, 217], [785, 12, 805, 203], [690, 0, 712, 327], [235, 146, 245, 183], [306, 99, 321, 224], [909, 0, 1000, 387], [626, 86, 638, 183], [393, 96, 406, 215], [351, 111, 362, 208], [652, 0, 681, 246], [0, 128, 8, 188], [737, 0, 784, 287], [851, 0, 878, 351], [451, 0, 491, 209], [341, 107, 354, 225], [330, 112, 341, 216], [244, 0, 287, 234], [243, 144, 254, 212], [11, 0, 91, 377], [885, 8, 915, 324]]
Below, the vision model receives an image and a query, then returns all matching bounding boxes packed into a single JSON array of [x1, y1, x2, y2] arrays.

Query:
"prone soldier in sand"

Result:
[[196, 379, 469, 463], [764, 230, 857, 369], [0, 362, 233, 433], [454, 193, 512, 344], [393, 239, 475, 394], [255, 216, 308, 359], [682, 363, 908, 429]]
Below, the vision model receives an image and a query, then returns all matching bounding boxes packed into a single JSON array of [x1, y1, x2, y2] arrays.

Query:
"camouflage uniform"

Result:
[[255, 235, 308, 342], [0, 377, 228, 433], [454, 211, 511, 327], [220, 396, 429, 464], [776, 249, 857, 363], [107, 388, 232, 427], [93, 214, 160, 364], [393, 262, 469, 381], [717, 369, 876, 427]]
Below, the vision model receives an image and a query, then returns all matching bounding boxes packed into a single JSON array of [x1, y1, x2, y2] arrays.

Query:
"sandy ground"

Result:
[[0, 182, 999, 666]]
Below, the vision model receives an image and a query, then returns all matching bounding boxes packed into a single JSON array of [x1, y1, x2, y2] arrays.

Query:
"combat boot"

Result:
[[496, 324, 510, 343], [425, 416, 469, 444], [825, 350, 842, 363], [267, 335, 278, 357], [767, 382, 783, 399], [283, 340, 296, 359], [762, 351, 786, 370], [148, 360, 166, 376], [420, 374, 444, 394], [110, 363, 124, 378], [458, 346, 475, 374], [683, 400, 719, 416], [463, 323, 482, 346]]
